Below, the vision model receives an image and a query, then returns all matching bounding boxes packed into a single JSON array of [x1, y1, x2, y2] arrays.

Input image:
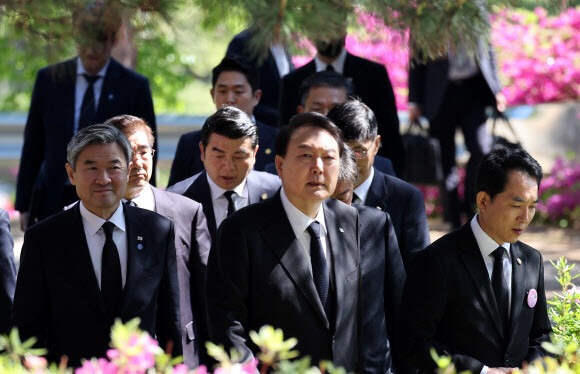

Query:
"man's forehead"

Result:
[[308, 86, 347, 100], [216, 71, 250, 87]]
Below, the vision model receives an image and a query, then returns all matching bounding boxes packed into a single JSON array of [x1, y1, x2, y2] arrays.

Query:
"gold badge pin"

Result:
[[517, 258, 522, 265], [261, 193, 268, 200], [265, 148, 272, 154], [376, 206, 382, 211]]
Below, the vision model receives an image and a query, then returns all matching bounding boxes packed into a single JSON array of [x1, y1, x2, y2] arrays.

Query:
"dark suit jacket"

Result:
[[279, 53, 404, 175], [206, 194, 361, 371], [353, 204, 406, 374], [11, 203, 181, 366], [408, 43, 501, 121], [401, 223, 552, 373], [151, 186, 211, 368], [15, 58, 157, 223], [167, 120, 277, 188], [0, 208, 16, 335], [176, 170, 281, 241], [226, 29, 294, 126], [365, 169, 430, 269]]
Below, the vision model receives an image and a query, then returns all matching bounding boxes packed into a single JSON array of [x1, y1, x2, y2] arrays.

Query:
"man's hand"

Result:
[[495, 92, 508, 113], [488, 367, 518, 374], [408, 106, 422, 122], [20, 212, 29, 232]]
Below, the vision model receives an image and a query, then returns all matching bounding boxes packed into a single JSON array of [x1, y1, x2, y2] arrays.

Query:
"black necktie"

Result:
[[307, 221, 329, 314], [492, 246, 509, 336], [353, 192, 361, 204], [223, 190, 236, 217], [79, 74, 100, 131], [325, 64, 335, 72], [125, 199, 137, 207], [101, 221, 122, 321]]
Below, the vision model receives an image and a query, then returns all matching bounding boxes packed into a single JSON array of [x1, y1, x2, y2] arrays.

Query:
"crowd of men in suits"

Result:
[[0, 3, 553, 374]]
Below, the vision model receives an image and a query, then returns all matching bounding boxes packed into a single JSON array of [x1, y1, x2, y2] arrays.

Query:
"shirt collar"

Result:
[[124, 183, 154, 208], [77, 57, 111, 78], [79, 201, 126, 237], [280, 187, 327, 238], [314, 47, 347, 74], [470, 214, 510, 259], [206, 172, 247, 201], [353, 167, 375, 204]]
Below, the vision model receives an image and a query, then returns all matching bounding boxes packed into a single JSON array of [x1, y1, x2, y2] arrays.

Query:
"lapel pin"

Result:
[[108, 94, 114, 100], [376, 206, 382, 211], [265, 148, 272, 155], [517, 258, 522, 265], [137, 236, 143, 241], [339, 228, 344, 233], [137, 244, 144, 250], [527, 288, 538, 308], [261, 193, 268, 200]]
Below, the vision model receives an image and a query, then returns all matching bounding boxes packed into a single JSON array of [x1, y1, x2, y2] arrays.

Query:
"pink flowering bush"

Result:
[[293, 7, 580, 109], [537, 156, 580, 228]]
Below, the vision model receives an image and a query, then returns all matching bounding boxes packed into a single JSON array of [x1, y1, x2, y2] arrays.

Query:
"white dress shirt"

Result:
[[206, 173, 249, 229], [353, 167, 375, 205], [270, 43, 290, 77], [124, 183, 156, 211], [74, 57, 111, 134], [314, 47, 347, 74], [79, 201, 128, 289], [470, 214, 512, 374], [280, 188, 330, 275]]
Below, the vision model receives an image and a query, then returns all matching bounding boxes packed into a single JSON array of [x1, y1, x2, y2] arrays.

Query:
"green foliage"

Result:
[[249, 325, 299, 369], [548, 257, 580, 345]]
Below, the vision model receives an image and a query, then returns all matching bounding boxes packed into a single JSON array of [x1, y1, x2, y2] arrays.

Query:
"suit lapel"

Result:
[[365, 171, 388, 212], [246, 171, 273, 204], [184, 172, 217, 238], [96, 59, 122, 119], [507, 242, 527, 346], [457, 224, 505, 340], [67, 204, 107, 317], [151, 186, 174, 221], [119, 206, 146, 315], [260, 194, 330, 329]]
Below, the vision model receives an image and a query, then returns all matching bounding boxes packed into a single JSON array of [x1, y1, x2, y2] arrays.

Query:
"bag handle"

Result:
[[492, 111, 521, 144]]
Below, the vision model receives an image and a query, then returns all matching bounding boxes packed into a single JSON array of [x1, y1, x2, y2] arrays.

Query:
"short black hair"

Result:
[[275, 112, 345, 158], [72, 1, 121, 44], [299, 71, 355, 106], [200, 107, 259, 150], [212, 56, 260, 93], [327, 99, 378, 142], [476, 148, 543, 200]]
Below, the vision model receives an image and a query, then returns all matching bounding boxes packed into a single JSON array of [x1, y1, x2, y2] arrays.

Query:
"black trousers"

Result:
[[429, 73, 491, 227]]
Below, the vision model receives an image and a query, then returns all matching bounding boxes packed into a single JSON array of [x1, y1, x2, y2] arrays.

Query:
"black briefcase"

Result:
[[402, 120, 444, 185], [492, 111, 522, 150]]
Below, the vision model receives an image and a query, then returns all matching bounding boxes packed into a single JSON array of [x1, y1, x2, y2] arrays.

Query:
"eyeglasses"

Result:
[[132, 148, 155, 160], [352, 147, 370, 159]]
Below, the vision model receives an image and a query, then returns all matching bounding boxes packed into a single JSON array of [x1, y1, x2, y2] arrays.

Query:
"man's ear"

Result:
[[275, 155, 284, 179], [65, 163, 76, 185], [126, 161, 133, 179], [210, 88, 216, 104], [297, 105, 305, 114], [199, 142, 205, 162], [372, 135, 381, 156], [476, 191, 489, 213], [253, 89, 262, 105]]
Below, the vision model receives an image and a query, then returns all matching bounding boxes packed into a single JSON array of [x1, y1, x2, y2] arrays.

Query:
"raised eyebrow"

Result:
[[512, 197, 539, 204], [211, 146, 225, 154]]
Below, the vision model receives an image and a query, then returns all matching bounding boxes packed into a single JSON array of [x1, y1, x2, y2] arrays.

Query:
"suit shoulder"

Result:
[[348, 53, 385, 70], [179, 130, 202, 143], [112, 59, 149, 83], [380, 171, 423, 197], [250, 170, 281, 187], [283, 61, 314, 82], [126, 205, 172, 228], [167, 175, 198, 194], [256, 121, 277, 136], [324, 197, 359, 219], [159, 189, 203, 211], [516, 241, 543, 261], [353, 203, 386, 221]]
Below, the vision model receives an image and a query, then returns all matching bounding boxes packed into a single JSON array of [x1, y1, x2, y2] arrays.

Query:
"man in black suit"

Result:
[[15, 3, 157, 230], [0, 208, 16, 334], [332, 147, 405, 374], [401, 148, 552, 373], [168, 107, 280, 242], [279, 34, 404, 175], [207, 112, 361, 371], [328, 100, 430, 269], [226, 27, 294, 126], [408, 41, 507, 228], [11, 124, 181, 366], [168, 57, 277, 187], [105, 115, 211, 368]]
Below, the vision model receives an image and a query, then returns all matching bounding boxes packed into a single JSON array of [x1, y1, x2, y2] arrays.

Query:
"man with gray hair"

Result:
[[12, 124, 181, 366]]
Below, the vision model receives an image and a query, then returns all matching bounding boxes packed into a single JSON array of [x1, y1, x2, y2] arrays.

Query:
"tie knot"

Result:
[[83, 74, 100, 85], [325, 64, 335, 72], [223, 190, 236, 200], [492, 246, 506, 261], [307, 221, 322, 239], [102, 221, 115, 239]]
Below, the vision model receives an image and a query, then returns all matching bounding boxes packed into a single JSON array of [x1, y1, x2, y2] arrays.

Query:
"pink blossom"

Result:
[[75, 358, 118, 374]]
